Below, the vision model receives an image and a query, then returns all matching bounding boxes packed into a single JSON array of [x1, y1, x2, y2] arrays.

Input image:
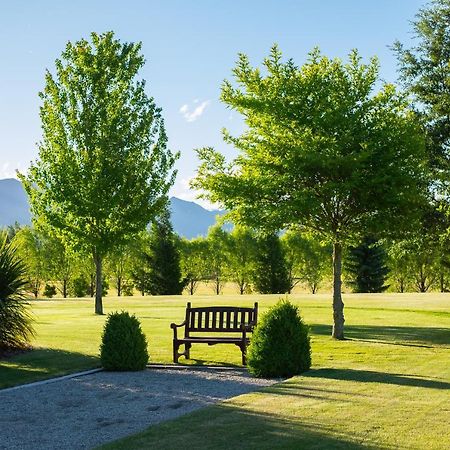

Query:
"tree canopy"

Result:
[[394, 0, 450, 174], [21, 32, 177, 314], [193, 46, 427, 338]]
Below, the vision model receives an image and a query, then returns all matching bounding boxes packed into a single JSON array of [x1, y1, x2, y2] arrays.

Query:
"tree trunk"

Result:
[[94, 251, 103, 315], [117, 276, 122, 297], [89, 274, 95, 297], [63, 279, 67, 298], [215, 275, 220, 295], [332, 242, 345, 339]]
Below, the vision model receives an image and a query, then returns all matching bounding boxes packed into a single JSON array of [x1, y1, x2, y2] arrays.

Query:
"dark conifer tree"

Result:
[[253, 233, 290, 294], [345, 237, 389, 293], [146, 209, 186, 295]]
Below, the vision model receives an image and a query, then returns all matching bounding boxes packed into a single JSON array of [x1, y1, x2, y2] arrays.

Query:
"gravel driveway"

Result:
[[0, 367, 277, 450]]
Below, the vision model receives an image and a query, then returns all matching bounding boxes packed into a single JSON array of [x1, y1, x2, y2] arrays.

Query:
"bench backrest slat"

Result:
[[185, 303, 258, 334]]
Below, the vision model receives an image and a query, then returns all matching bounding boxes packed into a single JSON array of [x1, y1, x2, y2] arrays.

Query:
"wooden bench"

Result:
[[170, 302, 258, 365]]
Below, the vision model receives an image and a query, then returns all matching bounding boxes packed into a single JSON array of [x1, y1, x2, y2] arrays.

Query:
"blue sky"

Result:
[[0, 0, 426, 206]]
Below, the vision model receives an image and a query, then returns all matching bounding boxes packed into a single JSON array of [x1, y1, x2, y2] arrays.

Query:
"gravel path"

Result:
[[0, 367, 277, 450]]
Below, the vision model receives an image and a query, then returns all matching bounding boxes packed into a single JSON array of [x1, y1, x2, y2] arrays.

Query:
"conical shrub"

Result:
[[100, 311, 149, 371], [247, 299, 311, 378]]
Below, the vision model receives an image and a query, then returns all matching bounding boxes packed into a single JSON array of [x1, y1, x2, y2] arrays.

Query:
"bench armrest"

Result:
[[170, 321, 186, 340]]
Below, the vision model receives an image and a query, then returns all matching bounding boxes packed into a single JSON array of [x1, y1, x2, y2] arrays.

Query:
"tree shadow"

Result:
[[310, 324, 450, 347], [304, 368, 450, 390], [107, 400, 385, 450], [187, 358, 241, 367], [0, 348, 99, 389]]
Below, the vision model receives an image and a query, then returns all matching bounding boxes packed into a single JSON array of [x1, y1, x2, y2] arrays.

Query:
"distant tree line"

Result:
[[4, 207, 450, 297]]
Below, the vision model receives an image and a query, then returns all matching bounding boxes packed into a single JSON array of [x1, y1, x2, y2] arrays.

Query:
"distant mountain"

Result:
[[0, 178, 224, 238], [169, 197, 226, 239], [0, 178, 31, 227]]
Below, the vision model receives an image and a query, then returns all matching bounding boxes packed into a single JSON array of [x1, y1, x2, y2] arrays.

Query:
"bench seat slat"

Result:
[[176, 337, 249, 343]]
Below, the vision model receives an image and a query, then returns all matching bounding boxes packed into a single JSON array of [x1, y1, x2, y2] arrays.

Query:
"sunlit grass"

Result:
[[1, 293, 449, 449]]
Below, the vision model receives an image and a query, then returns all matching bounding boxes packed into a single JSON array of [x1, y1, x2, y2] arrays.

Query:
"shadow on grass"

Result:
[[310, 324, 450, 347], [102, 402, 382, 450], [0, 348, 99, 389], [304, 368, 450, 390], [185, 358, 241, 368]]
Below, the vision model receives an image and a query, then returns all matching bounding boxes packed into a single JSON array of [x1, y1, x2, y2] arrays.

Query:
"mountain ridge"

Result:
[[0, 178, 224, 239]]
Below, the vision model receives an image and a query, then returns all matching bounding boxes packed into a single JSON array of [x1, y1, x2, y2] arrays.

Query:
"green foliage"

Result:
[[105, 245, 134, 297], [253, 233, 290, 294], [247, 300, 311, 378], [179, 237, 209, 295], [13, 227, 47, 298], [43, 284, 57, 298], [20, 31, 178, 314], [193, 46, 427, 241], [345, 237, 389, 293], [145, 210, 186, 295], [227, 226, 257, 294], [42, 233, 75, 298], [0, 233, 35, 350], [121, 281, 135, 296], [130, 231, 152, 296], [192, 46, 427, 338], [100, 311, 148, 371], [394, 0, 450, 172], [70, 276, 90, 298], [282, 230, 330, 294], [205, 225, 230, 294], [387, 240, 413, 293]]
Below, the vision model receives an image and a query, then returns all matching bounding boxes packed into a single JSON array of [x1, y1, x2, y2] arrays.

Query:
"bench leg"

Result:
[[236, 342, 247, 366], [185, 343, 191, 360], [173, 341, 180, 363], [173, 341, 192, 363]]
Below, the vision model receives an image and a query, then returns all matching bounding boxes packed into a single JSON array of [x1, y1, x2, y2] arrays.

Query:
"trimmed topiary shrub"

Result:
[[100, 311, 149, 371], [247, 299, 311, 378]]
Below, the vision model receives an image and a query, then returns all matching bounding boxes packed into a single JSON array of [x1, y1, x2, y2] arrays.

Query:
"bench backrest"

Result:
[[184, 302, 258, 334]]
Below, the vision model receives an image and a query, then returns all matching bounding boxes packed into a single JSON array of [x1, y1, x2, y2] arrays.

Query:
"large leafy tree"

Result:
[[21, 32, 177, 314], [105, 243, 134, 297], [13, 227, 47, 298], [394, 0, 450, 175], [205, 225, 230, 295], [282, 230, 330, 294], [193, 47, 427, 339], [44, 233, 76, 298], [179, 237, 209, 295], [227, 226, 257, 294]]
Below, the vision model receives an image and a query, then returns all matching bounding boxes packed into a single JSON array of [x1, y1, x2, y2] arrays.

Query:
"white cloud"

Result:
[[0, 161, 29, 179], [170, 177, 221, 211], [179, 100, 210, 122]]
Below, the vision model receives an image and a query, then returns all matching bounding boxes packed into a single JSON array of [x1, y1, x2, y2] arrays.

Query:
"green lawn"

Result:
[[1, 293, 449, 449]]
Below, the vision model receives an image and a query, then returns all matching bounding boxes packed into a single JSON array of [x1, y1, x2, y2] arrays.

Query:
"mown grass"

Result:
[[1, 293, 449, 449]]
